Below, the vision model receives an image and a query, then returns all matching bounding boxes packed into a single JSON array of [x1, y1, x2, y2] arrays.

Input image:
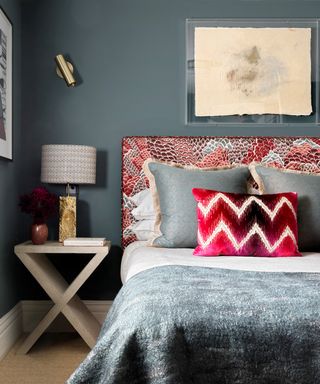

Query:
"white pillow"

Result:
[[128, 188, 150, 206], [130, 188, 156, 220], [128, 219, 156, 241]]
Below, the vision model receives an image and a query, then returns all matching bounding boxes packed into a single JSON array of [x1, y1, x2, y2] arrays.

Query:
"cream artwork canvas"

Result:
[[194, 27, 312, 117]]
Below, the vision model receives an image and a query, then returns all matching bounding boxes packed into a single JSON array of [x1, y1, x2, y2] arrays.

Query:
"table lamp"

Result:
[[41, 144, 96, 242]]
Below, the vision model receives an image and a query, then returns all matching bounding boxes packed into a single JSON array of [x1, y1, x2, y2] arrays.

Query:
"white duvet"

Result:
[[121, 241, 320, 283]]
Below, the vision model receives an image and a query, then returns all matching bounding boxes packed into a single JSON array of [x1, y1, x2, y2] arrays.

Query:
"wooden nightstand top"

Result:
[[15, 240, 111, 254]]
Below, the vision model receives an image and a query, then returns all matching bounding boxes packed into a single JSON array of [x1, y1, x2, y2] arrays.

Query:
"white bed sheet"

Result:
[[121, 241, 320, 283]]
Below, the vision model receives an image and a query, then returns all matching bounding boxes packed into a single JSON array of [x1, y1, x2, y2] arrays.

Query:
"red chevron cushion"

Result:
[[193, 189, 301, 257]]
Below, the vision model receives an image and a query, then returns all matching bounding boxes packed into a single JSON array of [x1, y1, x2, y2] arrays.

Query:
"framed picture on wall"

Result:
[[186, 18, 320, 126], [0, 7, 12, 159]]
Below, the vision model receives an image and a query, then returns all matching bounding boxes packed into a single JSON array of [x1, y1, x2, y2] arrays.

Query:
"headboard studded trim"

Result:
[[122, 136, 320, 248]]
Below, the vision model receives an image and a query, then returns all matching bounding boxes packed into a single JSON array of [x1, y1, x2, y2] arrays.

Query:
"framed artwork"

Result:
[[0, 7, 12, 159], [186, 19, 320, 126]]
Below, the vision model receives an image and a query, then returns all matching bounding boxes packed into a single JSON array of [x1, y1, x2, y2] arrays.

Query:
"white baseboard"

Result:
[[0, 300, 113, 360], [21, 300, 113, 333], [0, 303, 23, 360]]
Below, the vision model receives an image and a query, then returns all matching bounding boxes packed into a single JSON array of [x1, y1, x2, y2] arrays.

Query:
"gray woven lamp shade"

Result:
[[41, 145, 96, 184]]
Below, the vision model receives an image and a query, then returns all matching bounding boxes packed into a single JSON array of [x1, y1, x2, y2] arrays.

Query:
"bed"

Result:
[[68, 136, 320, 384]]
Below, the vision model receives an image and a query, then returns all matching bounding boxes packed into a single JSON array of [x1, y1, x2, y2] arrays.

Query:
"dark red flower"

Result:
[[19, 187, 58, 221]]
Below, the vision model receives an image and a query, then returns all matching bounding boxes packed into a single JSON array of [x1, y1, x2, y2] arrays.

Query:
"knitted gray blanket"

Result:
[[67, 266, 320, 384]]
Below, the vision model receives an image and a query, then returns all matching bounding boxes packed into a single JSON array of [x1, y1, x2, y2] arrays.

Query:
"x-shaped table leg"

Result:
[[15, 246, 109, 354]]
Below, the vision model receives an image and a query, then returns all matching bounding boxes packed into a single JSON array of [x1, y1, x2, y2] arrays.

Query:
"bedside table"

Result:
[[14, 240, 111, 354]]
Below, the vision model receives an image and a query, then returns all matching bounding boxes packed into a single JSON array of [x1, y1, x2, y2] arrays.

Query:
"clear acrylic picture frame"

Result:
[[186, 18, 320, 126]]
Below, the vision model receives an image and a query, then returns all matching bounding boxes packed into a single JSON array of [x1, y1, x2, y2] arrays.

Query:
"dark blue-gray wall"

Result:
[[0, 0, 21, 317], [15, 0, 320, 303]]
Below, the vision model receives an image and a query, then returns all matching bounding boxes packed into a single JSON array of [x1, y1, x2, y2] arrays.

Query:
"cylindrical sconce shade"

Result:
[[41, 145, 96, 184], [55, 54, 76, 87]]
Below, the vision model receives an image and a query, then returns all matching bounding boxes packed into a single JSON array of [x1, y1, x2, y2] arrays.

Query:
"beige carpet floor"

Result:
[[0, 333, 89, 384]]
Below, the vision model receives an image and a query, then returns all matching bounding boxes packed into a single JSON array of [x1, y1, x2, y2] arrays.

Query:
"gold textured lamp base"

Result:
[[59, 196, 76, 242]]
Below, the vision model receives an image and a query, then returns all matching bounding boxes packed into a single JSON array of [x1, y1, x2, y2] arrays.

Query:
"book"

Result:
[[63, 237, 107, 246]]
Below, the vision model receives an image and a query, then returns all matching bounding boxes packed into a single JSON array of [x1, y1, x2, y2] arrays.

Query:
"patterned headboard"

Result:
[[122, 136, 320, 248]]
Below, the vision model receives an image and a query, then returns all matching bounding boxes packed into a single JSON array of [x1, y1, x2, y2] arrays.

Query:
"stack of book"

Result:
[[63, 237, 107, 246]]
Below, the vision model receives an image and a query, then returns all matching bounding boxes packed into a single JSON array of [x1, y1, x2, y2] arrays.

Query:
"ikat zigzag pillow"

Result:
[[193, 189, 301, 257]]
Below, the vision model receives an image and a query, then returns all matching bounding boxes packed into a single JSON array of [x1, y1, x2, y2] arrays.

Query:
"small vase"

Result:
[[31, 222, 48, 245]]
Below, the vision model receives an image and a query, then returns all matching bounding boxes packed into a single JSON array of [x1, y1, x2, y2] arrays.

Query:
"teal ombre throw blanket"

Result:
[[68, 266, 320, 384]]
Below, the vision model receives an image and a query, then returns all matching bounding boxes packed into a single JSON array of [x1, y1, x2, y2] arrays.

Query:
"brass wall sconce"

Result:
[[55, 54, 76, 87]]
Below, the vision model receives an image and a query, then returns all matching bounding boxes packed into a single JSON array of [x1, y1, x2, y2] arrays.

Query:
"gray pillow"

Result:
[[251, 165, 320, 251], [144, 160, 250, 248]]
